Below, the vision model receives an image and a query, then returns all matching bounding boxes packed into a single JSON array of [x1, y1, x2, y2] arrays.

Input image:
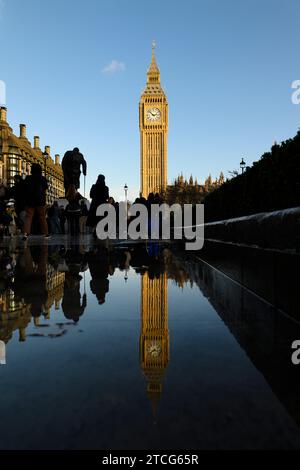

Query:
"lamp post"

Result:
[[124, 183, 128, 219], [240, 158, 246, 174]]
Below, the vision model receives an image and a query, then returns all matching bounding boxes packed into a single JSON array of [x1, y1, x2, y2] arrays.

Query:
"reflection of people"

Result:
[[62, 148, 87, 196], [0, 340, 5, 365], [13, 245, 48, 318], [86, 247, 110, 304], [61, 246, 87, 321], [62, 272, 87, 322]]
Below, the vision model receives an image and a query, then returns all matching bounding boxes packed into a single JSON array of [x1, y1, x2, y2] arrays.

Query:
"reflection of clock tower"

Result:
[[140, 272, 169, 416], [139, 42, 168, 198]]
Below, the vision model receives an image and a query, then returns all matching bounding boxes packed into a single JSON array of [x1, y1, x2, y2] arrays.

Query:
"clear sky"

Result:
[[0, 0, 299, 200]]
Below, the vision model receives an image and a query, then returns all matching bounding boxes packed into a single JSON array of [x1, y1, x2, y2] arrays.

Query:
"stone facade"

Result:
[[0, 106, 64, 204]]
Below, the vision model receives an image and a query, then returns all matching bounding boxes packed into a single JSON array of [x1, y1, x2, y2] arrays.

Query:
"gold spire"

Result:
[[147, 40, 160, 82]]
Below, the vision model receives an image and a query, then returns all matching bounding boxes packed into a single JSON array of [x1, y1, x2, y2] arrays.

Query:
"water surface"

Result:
[[0, 240, 299, 449]]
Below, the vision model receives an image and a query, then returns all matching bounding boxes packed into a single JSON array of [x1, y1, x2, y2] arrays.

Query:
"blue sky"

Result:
[[0, 0, 299, 200]]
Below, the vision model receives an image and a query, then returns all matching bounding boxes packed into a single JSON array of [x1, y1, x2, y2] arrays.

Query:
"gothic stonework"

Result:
[[0, 107, 64, 204], [139, 42, 168, 198]]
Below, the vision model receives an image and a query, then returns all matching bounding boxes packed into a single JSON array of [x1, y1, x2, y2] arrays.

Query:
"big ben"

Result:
[[139, 42, 168, 198]]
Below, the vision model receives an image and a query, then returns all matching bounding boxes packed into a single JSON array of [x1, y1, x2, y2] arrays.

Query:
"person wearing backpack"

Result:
[[22, 164, 50, 241]]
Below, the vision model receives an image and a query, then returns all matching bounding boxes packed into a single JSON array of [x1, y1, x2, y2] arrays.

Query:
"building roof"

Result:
[[0, 109, 63, 179], [141, 42, 167, 98]]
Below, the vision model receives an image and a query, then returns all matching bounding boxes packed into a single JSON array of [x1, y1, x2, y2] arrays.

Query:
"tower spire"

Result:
[[152, 40, 156, 57], [147, 40, 160, 82]]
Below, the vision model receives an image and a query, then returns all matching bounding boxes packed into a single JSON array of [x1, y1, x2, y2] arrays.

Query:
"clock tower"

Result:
[[139, 42, 168, 198]]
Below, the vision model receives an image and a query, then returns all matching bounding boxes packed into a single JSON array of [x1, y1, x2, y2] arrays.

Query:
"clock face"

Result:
[[146, 107, 161, 122], [147, 341, 162, 358]]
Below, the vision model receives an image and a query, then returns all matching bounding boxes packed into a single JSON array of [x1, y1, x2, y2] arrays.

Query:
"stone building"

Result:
[[0, 106, 64, 204], [0, 269, 65, 344]]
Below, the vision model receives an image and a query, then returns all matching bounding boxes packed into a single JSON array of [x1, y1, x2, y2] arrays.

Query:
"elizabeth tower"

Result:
[[139, 42, 168, 198]]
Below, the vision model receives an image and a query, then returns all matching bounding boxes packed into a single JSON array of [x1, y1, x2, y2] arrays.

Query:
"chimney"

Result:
[[34, 136, 40, 149], [55, 154, 60, 165], [0, 107, 7, 122], [44, 145, 50, 155], [20, 124, 26, 138]]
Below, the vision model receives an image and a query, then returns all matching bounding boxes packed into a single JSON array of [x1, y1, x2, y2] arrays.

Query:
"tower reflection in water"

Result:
[[0, 242, 177, 390], [140, 270, 169, 415]]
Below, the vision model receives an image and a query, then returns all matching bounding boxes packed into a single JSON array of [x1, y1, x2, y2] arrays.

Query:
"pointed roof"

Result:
[[147, 380, 162, 421], [0, 109, 63, 178], [147, 40, 160, 76], [141, 41, 166, 97]]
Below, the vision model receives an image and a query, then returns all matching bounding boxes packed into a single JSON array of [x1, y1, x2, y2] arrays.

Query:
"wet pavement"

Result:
[[0, 235, 299, 450]]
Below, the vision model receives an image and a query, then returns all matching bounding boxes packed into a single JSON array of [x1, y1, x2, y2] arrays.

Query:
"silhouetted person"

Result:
[[59, 206, 66, 234], [62, 147, 87, 196], [9, 175, 25, 229], [79, 200, 89, 233], [0, 180, 8, 204], [147, 192, 155, 207], [65, 196, 81, 236], [86, 175, 109, 229], [48, 201, 61, 234], [22, 164, 50, 240]]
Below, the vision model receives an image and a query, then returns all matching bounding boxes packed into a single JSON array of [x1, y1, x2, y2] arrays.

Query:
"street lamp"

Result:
[[240, 158, 246, 174], [124, 183, 128, 219]]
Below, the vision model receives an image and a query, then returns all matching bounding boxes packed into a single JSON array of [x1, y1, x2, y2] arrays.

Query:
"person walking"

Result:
[[48, 201, 61, 234], [22, 164, 50, 241], [0, 179, 8, 204], [66, 196, 81, 236], [59, 206, 66, 234], [9, 175, 25, 231], [79, 200, 89, 234], [86, 175, 109, 229]]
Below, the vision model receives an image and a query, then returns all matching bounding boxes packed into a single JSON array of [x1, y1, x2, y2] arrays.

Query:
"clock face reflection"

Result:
[[147, 341, 162, 358], [146, 108, 161, 122]]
